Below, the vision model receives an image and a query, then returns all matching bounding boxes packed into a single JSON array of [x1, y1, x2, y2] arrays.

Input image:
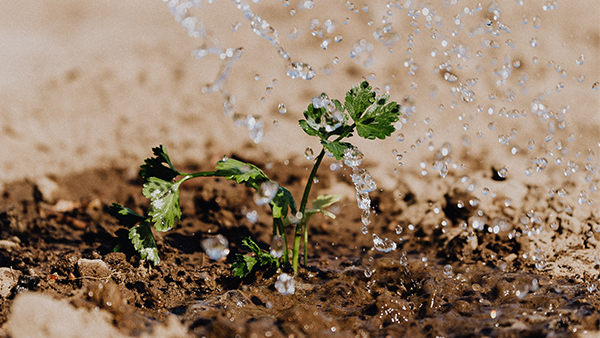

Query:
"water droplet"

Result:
[[576, 54, 585, 65], [270, 235, 285, 258], [443, 264, 453, 276], [372, 233, 397, 253], [529, 37, 538, 47], [532, 15, 541, 28], [275, 273, 295, 295], [304, 147, 314, 160], [253, 181, 279, 206], [201, 234, 230, 261], [361, 226, 369, 235], [593, 82, 599, 90], [395, 224, 403, 235], [361, 209, 371, 226], [286, 62, 315, 80], [246, 210, 258, 223], [278, 103, 287, 114]]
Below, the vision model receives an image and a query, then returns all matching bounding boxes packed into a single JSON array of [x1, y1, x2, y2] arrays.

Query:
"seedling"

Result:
[[110, 81, 400, 275]]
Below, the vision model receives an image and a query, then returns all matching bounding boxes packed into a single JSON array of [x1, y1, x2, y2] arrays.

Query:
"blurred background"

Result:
[[0, 0, 598, 212]]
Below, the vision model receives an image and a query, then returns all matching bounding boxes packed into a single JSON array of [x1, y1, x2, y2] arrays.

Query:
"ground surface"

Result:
[[1, 158, 600, 337], [1, 1, 599, 337]]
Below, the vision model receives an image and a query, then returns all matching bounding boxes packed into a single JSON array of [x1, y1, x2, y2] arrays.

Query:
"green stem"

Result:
[[187, 170, 216, 178], [292, 148, 326, 273], [274, 217, 289, 265]]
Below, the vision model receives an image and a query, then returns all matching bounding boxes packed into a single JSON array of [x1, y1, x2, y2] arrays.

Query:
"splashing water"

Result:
[[274, 273, 295, 295], [344, 147, 377, 231], [201, 234, 230, 261], [372, 234, 397, 253], [270, 235, 285, 258], [253, 181, 279, 206]]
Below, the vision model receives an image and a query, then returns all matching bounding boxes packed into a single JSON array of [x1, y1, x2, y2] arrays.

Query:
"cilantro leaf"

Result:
[[109, 203, 148, 227], [320, 140, 353, 160], [139, 145, 180, 181], [142, 177, 183, 231], [299, 97, 349, 140], [345, 81, 376, 121], [233, 254, 258, 277], [232, 237, 279, 278], [355, 94, 400, 140], [299, 103, 326, 139], [214, 158, 269, 189], [129, 220, 160, 265]]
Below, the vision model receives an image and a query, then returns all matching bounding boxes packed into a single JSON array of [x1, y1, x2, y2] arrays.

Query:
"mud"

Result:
[[0, 156, 599, 338]]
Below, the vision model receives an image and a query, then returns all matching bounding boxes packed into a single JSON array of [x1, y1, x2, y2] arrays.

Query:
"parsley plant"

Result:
[[110, 81, 400, 275]]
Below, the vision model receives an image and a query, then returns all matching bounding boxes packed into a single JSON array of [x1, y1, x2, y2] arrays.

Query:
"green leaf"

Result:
[[232, 254, 257, 277], [299, 120, 319, 137], [320, 140, 353, 160], [271, 186, 296, 219], [129, 220, 160, 265], [355, 94, 400, 140], [305, 194, 341, 220], [345, 81, 376, 121], [109, 203, 148, 227], [311, 194, 342, 210], [142, 177, 183, 231], [299, 103, 326, 139], [214, 158, 269, 188], [233, 237, 279, 278], [139, 145, 180, 181]]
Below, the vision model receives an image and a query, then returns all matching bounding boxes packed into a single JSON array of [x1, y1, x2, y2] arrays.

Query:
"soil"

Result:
[[1, 156, 600, 338]]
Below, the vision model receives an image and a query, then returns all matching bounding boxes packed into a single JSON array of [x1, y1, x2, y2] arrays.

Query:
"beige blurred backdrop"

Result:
[[0, 0, 598, 206]]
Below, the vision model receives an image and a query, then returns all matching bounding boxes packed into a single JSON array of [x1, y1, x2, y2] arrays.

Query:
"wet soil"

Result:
[[1, 158, 599, 337]]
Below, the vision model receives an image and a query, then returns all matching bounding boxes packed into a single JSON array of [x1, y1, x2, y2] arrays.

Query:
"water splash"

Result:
[[270, 235, 285, 258], [344, 147, 378, 234], [201, 234, 230, 261], [275, 273, 295, 295], [253, 181, 279, 206], [233, 0, 315, 80], [372, 234, 397, 253]]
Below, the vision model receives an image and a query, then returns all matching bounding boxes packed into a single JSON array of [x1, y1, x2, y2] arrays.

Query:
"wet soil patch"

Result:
[[0, 161, 599, 337]]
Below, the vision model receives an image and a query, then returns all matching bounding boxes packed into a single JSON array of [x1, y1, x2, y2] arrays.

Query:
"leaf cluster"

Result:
[[232, 237, 279, 278], [299, 80, 401, 160], [111, 146, 297, 267]]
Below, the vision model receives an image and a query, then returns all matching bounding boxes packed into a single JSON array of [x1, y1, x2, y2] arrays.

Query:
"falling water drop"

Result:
[[278, 103, 287, 114]]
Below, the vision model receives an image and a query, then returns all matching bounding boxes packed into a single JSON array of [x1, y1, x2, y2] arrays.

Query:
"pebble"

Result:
[[0, 267, 21, 298], [77, 259, 111, 279], [33, 176, 61, 203], [0, 239, 19, 251]]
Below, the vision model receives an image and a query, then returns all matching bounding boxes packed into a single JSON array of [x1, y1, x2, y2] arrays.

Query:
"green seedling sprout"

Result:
[[110, 80, 400, 276]]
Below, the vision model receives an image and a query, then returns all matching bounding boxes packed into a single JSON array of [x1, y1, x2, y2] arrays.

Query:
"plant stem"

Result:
[[274, 217, 289, 265], [292, 148, 325, 273]]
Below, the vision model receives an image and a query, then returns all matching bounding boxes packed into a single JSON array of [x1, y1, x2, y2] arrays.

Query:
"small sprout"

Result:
[[110, 81, 400, 275]]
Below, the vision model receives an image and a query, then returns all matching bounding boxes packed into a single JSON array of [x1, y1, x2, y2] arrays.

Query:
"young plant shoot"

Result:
[[110, 80, 400, 276]]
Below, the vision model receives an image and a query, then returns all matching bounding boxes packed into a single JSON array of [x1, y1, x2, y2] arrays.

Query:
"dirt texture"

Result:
[[0, 157, 599, 337]]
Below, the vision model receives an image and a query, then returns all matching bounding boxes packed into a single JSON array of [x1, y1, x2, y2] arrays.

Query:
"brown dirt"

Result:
[[1, 155, 600, 337]]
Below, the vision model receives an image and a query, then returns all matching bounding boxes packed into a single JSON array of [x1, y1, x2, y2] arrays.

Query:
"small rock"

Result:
[[77, 259, 112, 279], [0, 239, 19, 251], [33, 176, 61, 203], [0, 267, 21, 298]]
